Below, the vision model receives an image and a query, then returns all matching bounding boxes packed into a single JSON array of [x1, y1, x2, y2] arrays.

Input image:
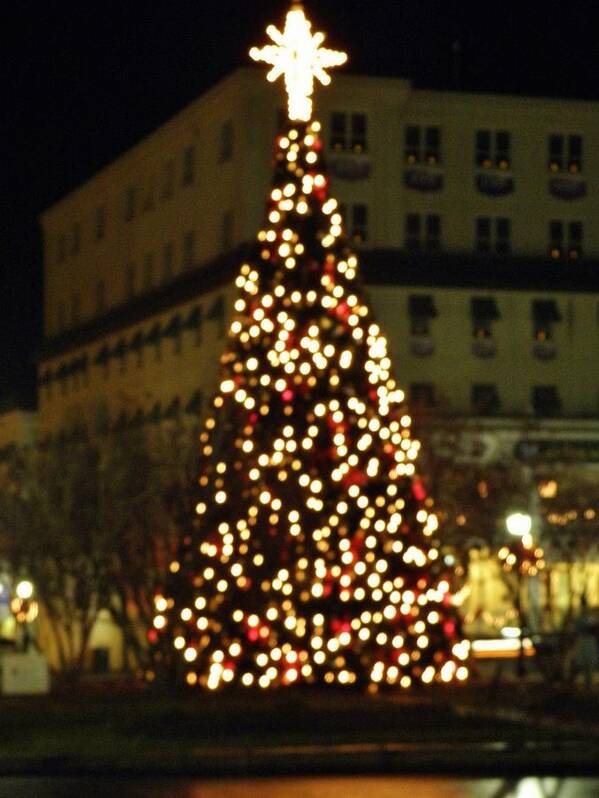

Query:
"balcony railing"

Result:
[[472, 338, 497, 358], [533, 341, 557, 360], [410, 336, 435, 357]]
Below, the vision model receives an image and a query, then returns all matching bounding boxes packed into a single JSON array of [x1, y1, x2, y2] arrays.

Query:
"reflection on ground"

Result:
[[1, 777, 599, 798]]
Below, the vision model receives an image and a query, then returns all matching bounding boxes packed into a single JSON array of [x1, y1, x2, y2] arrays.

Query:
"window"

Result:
[[408, 295, 437, 336], [549, 134, 583, 174], [351, 205, 368, 244], [57, 303, 66, 334], [410, 383, 436, 408], [143, 254, 154, 291], [476, 130, 511, 169], [207, 295, 226, 338], [350, 113, 367, 153], [70, 293, 80, 326], [549, 221, 583, 260], [57, 234, 66, 264], [330, 112, 368, 153], [471, 384, 500, 415], [125, 264, 136, 300], [221, 210, 234, 253], [183, 231, 195, 271], [143, 177, 156, 211], [405, 214, 441, 252], [471, 297, 500, 338], [476, 217, 510, 254], [405, 126, 441, 165], [70, 223, 81, 256], [161, 160, 175, 200], [533, 386, 561, 418], [182, 145, 195, 185], [124, 186, 136, 221], [532, 299, 561, 342], [96, 280, 105, 314], [162, 242, 174, 282], [219, 119, 234, 162], [95, 207, 106, 240]]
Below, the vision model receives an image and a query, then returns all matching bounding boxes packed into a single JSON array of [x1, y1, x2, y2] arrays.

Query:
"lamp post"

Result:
[[10, 579, 38, 652], [505, 513, 532, 678]]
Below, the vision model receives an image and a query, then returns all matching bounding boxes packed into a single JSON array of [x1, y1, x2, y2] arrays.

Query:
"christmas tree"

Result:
[[154, 2, 469, 690]]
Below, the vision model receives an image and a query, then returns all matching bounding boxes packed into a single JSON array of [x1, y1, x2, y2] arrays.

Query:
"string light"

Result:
[[155, 3, 468, 692]]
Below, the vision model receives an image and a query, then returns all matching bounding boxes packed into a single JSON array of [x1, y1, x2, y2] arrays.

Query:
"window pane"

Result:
[[549, 135, 563, 156], [569, 221, 582, 242], [550, 221, 563, 241], [406, 126, 420, 148], [476, 130, 490, 151], [427, 215, 440, 235], [406, 214, 421, 235], [496, 218, 510, 239], [569, 135, 582, 156], [477, 217, 491, 237], [495, 131, 509, 151]]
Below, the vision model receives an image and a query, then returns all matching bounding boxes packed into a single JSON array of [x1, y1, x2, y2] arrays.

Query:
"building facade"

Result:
[[38, 67, 599, 440], [33, 68, 599, 665]]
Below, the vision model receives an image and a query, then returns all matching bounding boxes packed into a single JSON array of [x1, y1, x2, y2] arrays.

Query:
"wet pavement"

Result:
[[1, 776, 598, 797]]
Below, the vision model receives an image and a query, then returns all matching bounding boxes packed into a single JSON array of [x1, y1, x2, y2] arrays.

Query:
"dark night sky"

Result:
[[2, 1, 599, 407]]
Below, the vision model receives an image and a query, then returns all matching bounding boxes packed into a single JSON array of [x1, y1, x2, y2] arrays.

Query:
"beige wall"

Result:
[[40, 68, 599, 339], [37, 67, 599, 434], [0, 410, 38, 450]]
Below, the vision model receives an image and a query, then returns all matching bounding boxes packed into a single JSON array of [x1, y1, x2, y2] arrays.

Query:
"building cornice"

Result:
[[39, 248, 599, 363]]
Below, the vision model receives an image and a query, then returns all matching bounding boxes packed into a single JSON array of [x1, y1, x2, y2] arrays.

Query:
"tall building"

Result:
[[38, 66, 599, 458], [31, 66, 599, 670]]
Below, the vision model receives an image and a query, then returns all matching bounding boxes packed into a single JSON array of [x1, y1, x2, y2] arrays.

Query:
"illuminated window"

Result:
[[408, 294, 437, 336], [351, 204, 368, 243], [471, 297, 500, 339], [220, 120, 234, 162], [476, 130, 510, 169], [182, 145, 195, 185], [95, 207, 106, 240], [124, 186, 136, 221], [405, 126, 441, 165], [475, 217, 510, 255], [533, 385, 561, 418], [549, 220, 582, 260], [405, 214, 441, 252], [471, 384, 500, 416], [330, 112, 367, 153], [549, 134, 583, 174], [532, 299, 561, 342]]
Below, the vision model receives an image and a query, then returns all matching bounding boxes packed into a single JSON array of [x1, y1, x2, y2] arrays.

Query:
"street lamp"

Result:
[[10, 579, 38, 652], [15, 580, 34, 601], [506, 512, 532, 538]]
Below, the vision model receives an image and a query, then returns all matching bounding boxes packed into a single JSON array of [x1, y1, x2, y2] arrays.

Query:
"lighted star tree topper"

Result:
[[249, 2, 347, 122], [153, 2, 470, 691]]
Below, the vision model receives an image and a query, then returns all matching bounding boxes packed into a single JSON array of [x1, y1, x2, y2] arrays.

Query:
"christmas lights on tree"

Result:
[[154, 2, 469, 690]]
